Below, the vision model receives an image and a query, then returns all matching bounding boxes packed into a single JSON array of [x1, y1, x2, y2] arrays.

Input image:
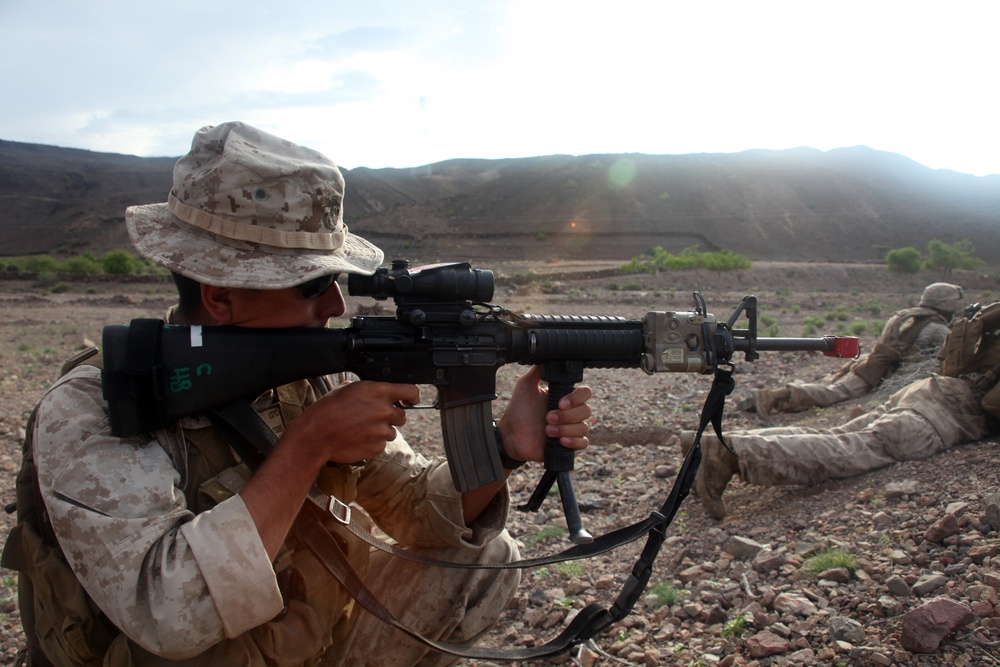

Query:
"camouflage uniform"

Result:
[[5, 354, 519, 666], [722, 374, 989, 487], [748, 283, 963, 415]]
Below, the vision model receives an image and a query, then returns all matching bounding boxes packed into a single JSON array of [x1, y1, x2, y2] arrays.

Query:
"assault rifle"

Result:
[[102, 260, 859, 543]]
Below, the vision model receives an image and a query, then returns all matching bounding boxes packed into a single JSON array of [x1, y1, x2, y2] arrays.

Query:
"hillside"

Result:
[[1, 139, 997, 265]]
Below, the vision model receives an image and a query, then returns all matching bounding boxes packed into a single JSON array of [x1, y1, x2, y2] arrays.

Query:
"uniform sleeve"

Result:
[[354, 432, 509, 549], [32, 366, 283, 659]]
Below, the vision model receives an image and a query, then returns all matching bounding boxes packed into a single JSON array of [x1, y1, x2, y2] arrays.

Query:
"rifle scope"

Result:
[[348, 259, 494, 303]]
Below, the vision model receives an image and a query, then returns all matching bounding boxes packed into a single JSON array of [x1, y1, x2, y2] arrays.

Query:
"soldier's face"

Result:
[[218, 282, 348, 329]]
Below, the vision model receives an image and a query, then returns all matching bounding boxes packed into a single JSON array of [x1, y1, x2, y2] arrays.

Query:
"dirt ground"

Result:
[[0, 262, 998, 666]]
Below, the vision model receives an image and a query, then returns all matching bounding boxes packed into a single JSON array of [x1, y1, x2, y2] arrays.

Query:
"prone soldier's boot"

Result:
[[678, 430, 740, 520]]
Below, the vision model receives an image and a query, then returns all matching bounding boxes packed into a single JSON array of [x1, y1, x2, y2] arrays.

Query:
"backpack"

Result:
[[939, 302, 1000, 418]]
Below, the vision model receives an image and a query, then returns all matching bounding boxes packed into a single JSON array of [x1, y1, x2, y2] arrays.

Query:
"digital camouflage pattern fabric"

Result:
[[126, 122, 383, 289]]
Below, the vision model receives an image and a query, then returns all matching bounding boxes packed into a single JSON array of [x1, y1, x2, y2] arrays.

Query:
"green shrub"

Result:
[[650, 582, 686, 607], [103, 250, 139, 275], [62, 255, 103, 274], [523, 524, 568, 546], [804, 548, 858, 575], [621, 246, 752, 273], [824, 306, 850, 322], [857, 301, 881, 316], [721, 615, 748, 638], [886, 246, 922, 274], [26, 256, 59, 273]]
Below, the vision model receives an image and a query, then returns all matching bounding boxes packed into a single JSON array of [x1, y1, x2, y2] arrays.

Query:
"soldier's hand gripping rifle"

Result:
[[101, 260, 860, 543]]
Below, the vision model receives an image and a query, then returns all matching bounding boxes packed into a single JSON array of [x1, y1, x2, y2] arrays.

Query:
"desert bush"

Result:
[[621, 245, 751, 273], [102, 250, 139, 275], [824, 306, 850, 322], [62, 255, 103, 274], [856, 301, 881, 316], [886, 246, 922, 274], [650, 582, 686, 607], [804, 548, 859, 575], [885, 239, 984, 277], [25, 255, 59, 273]]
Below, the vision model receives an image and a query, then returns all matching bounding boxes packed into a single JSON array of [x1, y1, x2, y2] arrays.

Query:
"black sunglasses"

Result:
[[296, 273, 340, 299]]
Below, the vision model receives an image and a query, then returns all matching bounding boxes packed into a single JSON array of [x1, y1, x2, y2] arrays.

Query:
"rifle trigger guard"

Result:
[[393, 400, 438, 410]]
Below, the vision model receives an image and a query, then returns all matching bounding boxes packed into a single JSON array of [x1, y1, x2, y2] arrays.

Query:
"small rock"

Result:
[[773, 593, 818, 617], [885, 574, 911, 598], [899, 597, 975, 653], [912, 573, 948, 596], [884, 480, 921, 497], [829, 616, 866, 644], [924, 513, 960, 542], [724, 535, 764, 560], [746, 631, 790, 658]]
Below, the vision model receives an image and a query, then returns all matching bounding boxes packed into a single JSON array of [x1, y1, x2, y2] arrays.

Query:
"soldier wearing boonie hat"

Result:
[[4, 122, 594, 666]]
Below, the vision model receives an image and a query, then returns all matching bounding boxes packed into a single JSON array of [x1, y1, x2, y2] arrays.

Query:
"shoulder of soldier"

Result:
[[33, 348, 104, 417]]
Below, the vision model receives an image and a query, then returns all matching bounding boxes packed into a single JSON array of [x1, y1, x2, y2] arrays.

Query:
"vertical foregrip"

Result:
[[540, 360, 585, 469], [440, 402, 505, 492], [543, 377, 577, 471]]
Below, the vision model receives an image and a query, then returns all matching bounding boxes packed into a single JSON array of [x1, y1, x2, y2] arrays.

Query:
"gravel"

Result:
[[1, 264, 998, 666]]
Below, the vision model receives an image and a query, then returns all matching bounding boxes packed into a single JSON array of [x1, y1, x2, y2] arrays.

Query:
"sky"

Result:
[[2, 0, 998, 176]]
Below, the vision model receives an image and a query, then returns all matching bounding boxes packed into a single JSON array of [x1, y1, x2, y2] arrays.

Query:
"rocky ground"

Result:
[[0, 262, 998, 666]]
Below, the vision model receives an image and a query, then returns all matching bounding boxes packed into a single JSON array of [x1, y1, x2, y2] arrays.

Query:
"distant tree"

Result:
[[102, 250, 139, 275], [885, 246, 923, 274], [923, 239, 983, 278]]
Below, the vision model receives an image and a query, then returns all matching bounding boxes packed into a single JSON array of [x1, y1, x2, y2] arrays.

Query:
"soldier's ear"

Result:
[[200, 284, 235, 324]]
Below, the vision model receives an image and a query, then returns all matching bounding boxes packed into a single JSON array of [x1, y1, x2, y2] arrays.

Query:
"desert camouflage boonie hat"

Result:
[[126, 121, 383, 289]]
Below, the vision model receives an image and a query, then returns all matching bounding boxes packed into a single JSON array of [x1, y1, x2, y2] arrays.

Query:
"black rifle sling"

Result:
[[204, 368, 733, 661]]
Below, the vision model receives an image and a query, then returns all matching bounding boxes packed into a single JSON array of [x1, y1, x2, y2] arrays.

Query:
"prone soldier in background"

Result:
[[684, 299, 1000, 520], [740, 282, 968, 416]]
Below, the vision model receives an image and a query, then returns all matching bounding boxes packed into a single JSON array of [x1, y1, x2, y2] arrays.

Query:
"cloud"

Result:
[[1, 0, 998, 174]]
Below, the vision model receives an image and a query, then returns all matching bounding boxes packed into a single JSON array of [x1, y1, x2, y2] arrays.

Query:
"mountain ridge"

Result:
[[1, 139, 996, 265]]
